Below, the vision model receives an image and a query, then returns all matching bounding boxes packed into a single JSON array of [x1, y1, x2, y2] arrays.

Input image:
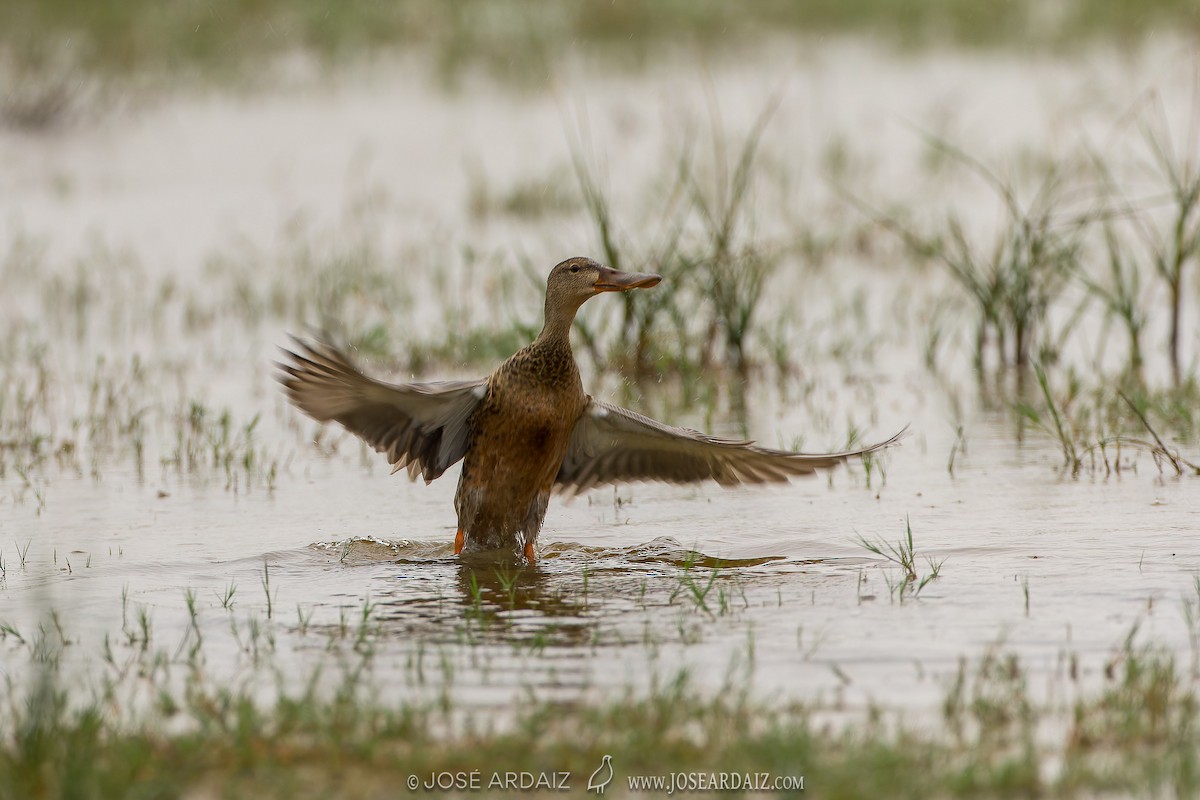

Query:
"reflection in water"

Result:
[[449, 560, 594, 647], [452, 559, 555, 611], [310, 536, 792, 652]]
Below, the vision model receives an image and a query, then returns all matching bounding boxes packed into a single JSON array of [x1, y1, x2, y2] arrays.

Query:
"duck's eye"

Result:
[[569, 265, 580, 273]]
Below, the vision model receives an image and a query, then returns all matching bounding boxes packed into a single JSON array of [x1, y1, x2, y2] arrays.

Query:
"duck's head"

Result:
[[546, 257, 662, 311]]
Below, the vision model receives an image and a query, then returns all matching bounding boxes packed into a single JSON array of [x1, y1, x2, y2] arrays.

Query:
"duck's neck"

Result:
[[535, 297, 583, 348]]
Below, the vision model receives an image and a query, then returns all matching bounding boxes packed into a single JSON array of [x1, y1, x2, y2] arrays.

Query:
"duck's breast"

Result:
[[455, 375, 584, 539]]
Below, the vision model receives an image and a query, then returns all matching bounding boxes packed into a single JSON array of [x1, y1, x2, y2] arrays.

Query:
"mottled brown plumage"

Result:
[[277, 256, 906, 562]]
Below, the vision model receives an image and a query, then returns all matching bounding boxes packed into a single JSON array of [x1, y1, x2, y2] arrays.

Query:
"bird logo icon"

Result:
[[587, 754, 614, 794]]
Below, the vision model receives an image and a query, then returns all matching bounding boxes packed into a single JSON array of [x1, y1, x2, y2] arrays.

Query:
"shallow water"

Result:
[[2, 424, 1196, 720], [1, 38, 1199, 725]]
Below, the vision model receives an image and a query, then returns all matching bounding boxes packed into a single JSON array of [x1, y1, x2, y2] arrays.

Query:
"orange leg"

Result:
[[454, 528, 465, 555], [523, 540, 536, 564]]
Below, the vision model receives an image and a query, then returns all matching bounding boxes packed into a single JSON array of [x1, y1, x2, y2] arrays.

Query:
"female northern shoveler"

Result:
[[278, 257, 905, 562]]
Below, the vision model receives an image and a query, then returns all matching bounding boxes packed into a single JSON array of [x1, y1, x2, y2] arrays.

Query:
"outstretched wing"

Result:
[[556, 398, 907, 495], [276, 337, 486, 483]]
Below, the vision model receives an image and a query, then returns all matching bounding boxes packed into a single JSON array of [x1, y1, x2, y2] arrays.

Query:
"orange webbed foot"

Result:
[[523, 540, 536, 564], [454, 528, 465, 555]]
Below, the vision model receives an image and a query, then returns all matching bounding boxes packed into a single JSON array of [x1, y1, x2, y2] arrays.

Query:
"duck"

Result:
[[277, 256, 905, 563]]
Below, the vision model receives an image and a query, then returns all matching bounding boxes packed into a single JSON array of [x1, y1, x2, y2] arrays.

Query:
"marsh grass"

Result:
[[1078, 222, 1149, 384], [687, 99, 783, 383], [5, 31, 1200, 800], [163, 403, 280, 492], [565, 110, 694, 381], [1, 604, 1199, 798], [1022, 363, 1083, 473], [0, 255, 282, 491], [1134, 97, 1200, 387], [1016, 363, 1200, 476], [855, 515, 943, 603], [14, 537, 32, 568], [565, 98, 798, 403], [0, 50, 88, 131], [946, 423, 967, 477], [867, 138, 1095, 389], [2, 44, 1196, 507], [1119, 391, 1200, 476], [670, 551, 726, 618], [3, 0, 1197, 97], [857, 101, 1200, 464], [1012, 367, 1200, 479], [467, 164, 582, 222]]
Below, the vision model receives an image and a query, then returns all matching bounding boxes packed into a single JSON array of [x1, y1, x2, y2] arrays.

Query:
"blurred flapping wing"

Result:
[[276, 337, 486, 483]]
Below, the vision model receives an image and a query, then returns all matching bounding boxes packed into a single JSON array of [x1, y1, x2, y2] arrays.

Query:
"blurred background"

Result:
[[2, 1, 1198, 412], [2, 3, 1198, 338]]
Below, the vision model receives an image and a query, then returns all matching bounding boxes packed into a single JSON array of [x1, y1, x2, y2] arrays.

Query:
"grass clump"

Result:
[[1016, 364, 1200, 476], [564, 99, 799, 400], [855, 515, 944, 603], [863, 139, 1094, 388]]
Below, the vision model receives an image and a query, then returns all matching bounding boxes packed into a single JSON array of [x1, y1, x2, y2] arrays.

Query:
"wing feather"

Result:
[[556, 398, 907, 494], [276, 337, 485, 483]]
